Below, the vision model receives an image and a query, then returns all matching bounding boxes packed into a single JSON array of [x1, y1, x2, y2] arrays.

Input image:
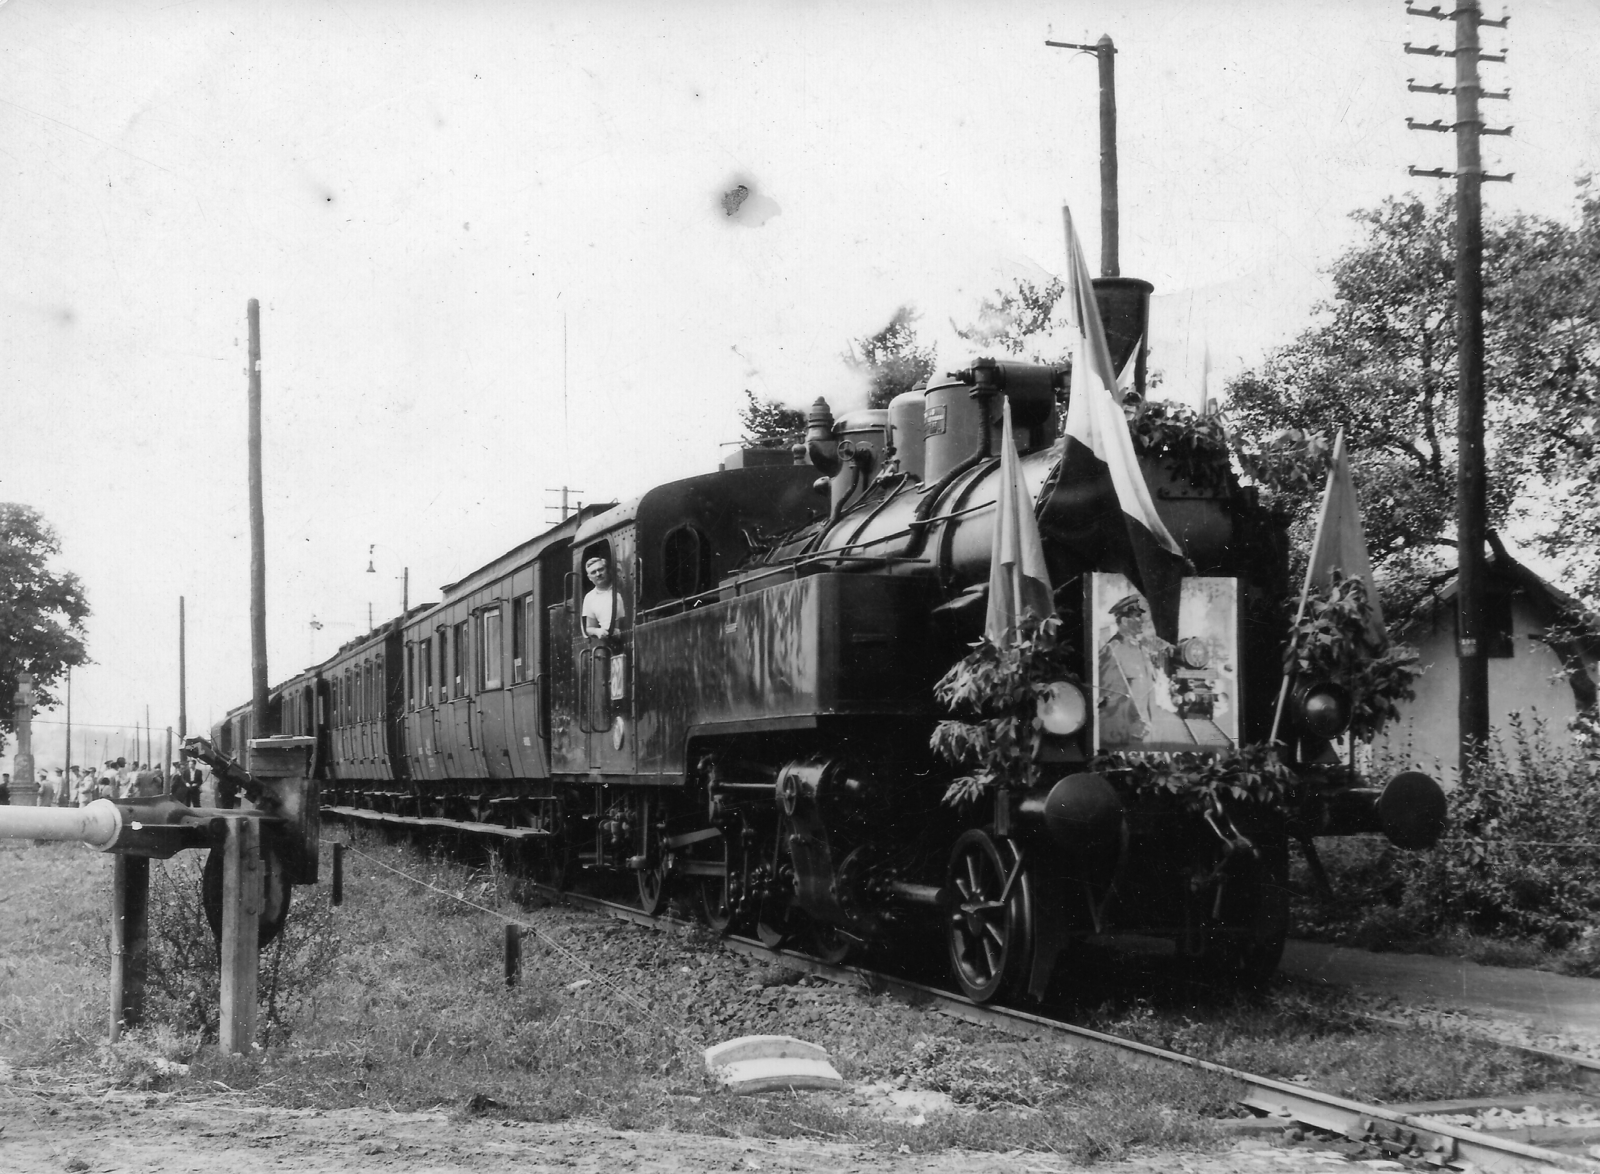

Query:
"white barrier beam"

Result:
[[0, 799, 121, 849]]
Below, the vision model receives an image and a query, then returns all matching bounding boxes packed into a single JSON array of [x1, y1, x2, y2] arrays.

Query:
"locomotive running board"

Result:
[[324, 805, 551, 841]]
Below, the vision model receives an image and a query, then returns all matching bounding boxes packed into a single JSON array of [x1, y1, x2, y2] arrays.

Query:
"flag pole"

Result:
[[1269, 431, 1347, 746]]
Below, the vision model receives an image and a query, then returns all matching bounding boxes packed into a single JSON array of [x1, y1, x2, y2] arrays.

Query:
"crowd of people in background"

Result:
[[0, 759, 210, 807]]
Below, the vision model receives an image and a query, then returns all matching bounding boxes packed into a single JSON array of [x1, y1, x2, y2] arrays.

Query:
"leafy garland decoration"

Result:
[[1126, 402, 1235, 492], [929, 613, 1080, 807], [1285, 571, 1420, 742], [1092, 744, 1296, 813]]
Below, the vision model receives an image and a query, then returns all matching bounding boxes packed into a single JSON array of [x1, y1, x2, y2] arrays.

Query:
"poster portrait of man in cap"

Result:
[[1096, 590, 1168, 746], [1091, 573, 1240, 751]]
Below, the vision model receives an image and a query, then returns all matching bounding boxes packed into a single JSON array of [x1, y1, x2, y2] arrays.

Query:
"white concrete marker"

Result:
[[703, 1035, 845, 1095]]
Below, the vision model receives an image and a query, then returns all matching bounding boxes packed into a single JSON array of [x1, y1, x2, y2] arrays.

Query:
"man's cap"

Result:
[[585, 556, 607, 570], [1109, 593, 1146, 619]]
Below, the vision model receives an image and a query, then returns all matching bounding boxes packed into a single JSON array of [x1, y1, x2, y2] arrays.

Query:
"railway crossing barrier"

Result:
[[0, 735, 319, 1054]]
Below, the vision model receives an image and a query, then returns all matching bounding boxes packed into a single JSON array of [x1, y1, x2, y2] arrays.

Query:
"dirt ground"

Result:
[[0, 1080, 1380, 1174]]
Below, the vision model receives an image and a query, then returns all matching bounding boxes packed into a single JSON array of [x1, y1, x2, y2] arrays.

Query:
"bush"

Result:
[[1403, 715, 1600, 948], [1296, 716, 1600, 969], [144, 853, 341, 1045]]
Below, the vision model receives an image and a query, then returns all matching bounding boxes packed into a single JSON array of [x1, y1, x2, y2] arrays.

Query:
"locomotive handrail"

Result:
[[708, 551, 938, 606]]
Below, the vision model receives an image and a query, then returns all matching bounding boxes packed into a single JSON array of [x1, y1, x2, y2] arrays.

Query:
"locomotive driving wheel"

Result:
[[803, 919, 855, 966], [635, 796, 668, 916], [945, 829, 1033, 1004], [695, 830, 736, 935], [1203, 836, 1289, 984], [754, 819, 799, 948]]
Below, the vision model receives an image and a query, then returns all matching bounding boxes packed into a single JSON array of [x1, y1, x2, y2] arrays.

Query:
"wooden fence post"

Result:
[[108, 854, 149, 1042], [218, 817, 262, 1053]]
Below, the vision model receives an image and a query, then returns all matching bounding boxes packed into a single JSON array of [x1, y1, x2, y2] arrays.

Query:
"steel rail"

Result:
[[327, 807, 1600, 1173]]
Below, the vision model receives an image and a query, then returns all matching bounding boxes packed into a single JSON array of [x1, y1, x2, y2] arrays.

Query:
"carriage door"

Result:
[[577, 530, 636, 775], [446, 617, 483, 778]]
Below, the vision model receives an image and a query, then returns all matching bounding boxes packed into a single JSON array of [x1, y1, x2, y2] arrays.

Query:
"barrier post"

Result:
[[219, 816, 262, 1053], [108, 854, 149, 1042]]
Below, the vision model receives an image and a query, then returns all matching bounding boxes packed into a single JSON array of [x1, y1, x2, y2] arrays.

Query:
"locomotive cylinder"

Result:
[[1018, 771, 1126, 879]]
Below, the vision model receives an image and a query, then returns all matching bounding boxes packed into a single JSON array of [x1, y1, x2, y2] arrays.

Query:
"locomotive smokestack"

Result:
[[1097, 34, 1118, 278]]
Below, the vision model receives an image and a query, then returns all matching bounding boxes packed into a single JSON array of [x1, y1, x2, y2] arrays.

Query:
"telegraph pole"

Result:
[[178, 596, 187, 739], [60, 667, 71, 806], [1046, 34, 1119, 276], [247, 299, 271, 741], [1405, 3, 1511, 778]]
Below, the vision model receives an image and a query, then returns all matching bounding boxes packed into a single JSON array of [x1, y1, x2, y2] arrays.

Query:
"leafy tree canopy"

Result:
[[952, 276, 1073, 366], [737, 390, 806, 449], [0, 503, 90, 754], [1225, 191, 1600, 623], [843, 304, 937, 409]]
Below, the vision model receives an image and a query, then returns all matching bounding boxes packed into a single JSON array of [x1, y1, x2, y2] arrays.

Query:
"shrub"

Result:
[[1398, 715, 1600, 948], [1291, 717, 1600, 972], [144, 853, 341, 1045]]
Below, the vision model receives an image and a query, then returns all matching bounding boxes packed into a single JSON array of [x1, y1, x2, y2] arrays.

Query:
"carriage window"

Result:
[[421, 637, 434, 706], [512, 594, 530, 684], [481, 607, 503, 690], [453, 620, 468, 697], [365, 659, 376, 718], [343, 669, 353, 724], [331, 678, 340, 728], [376, 652, 386, 712], [662, 525, 714, 599], [405, 642, 414, 710]]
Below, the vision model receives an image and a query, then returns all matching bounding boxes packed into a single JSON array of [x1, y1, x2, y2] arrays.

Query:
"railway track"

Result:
[[328, 805, 1600, 1173]]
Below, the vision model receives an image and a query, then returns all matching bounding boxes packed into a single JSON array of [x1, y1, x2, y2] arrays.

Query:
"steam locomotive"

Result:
[[215, 277, 1444, 1002]]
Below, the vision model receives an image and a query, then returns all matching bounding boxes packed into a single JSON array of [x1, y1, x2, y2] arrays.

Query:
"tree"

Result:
[[952, 276, 1073, 365], [0, 503, 90, 754], [1225, 193, 1600, 624], [737, 390, 806, 449], [843, 305, 937, 409]]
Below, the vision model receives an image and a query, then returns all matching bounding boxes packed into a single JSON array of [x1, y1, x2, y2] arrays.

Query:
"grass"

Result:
[[0, 828, 1589, 1165], [0, 839, 111, 1064], [1075, 984, 1562, 1104]]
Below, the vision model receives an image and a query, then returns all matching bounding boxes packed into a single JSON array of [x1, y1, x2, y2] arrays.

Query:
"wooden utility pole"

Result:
[[179, 595, 187, 739], [1404, 2, 1510, 779], [1046, 33, 1119, 277], [1453, 3, 1490, 776], [248, 299, 270, 741], [61, 667, 72, 806]]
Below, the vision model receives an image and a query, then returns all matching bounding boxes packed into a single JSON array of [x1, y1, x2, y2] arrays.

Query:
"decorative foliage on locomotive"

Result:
[[221, 275, 1444, 1005]]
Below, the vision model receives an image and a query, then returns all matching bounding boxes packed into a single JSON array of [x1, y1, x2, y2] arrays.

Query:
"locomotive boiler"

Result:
[[216, 277, 1444, 1004]]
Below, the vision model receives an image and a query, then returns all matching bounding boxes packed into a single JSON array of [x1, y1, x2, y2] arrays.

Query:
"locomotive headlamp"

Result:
[[1036, 680, 1089, 736], [1174, 637, 1210, 670], [1290, 679, 1353, 739]]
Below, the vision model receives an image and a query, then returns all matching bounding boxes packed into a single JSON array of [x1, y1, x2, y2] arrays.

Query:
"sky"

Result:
[[2, 0, 1597, 774]]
